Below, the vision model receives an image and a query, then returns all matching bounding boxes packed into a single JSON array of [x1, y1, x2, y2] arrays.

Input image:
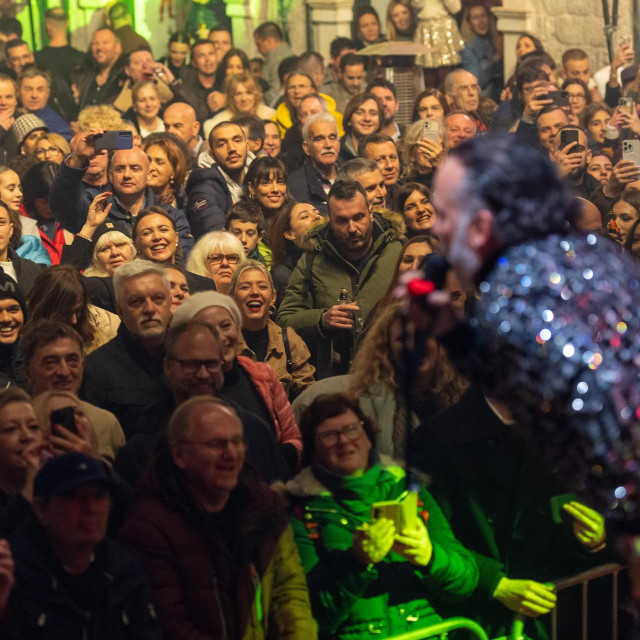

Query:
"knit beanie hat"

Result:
[[0, 271, 27, 319], [170, 291, 242, 329], [11, 114, 48, 149]]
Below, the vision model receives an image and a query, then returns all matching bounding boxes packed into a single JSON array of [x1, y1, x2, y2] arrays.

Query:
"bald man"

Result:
[[576, 197, 604, 232], [49, 129, 194, 258], [163, 102, 203, 156]]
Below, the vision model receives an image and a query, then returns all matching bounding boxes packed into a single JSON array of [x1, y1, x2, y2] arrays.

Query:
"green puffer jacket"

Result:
[[276, 211, 403, 372], [286, 455, 479, 640]]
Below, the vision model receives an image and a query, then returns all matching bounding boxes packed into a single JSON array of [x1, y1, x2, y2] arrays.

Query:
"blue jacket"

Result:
[[49, 158, 194, 258], [16, 234, 50, 266], [185, 164, 232, 239], [461, 36, 503, 103], [34, 106, 73, 142]]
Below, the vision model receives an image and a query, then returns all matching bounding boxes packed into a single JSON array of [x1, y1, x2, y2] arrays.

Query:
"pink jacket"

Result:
[[237, 355, 302, 457]]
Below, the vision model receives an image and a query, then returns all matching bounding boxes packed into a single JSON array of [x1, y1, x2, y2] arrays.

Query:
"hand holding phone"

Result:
[[51, 406, 77, 435], [94, 130, 133, 151]]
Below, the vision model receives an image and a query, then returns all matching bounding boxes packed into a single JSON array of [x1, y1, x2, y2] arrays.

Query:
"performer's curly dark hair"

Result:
[[450, 133, 581, 247]]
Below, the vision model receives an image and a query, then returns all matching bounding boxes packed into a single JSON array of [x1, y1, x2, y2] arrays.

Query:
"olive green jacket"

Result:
[[276, 211, 403, 374]]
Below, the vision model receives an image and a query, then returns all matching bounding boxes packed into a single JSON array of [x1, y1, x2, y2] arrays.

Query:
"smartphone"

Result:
[[371, 492, 417, 530], [623, 139, 640, 166], [50, 406, 76, 435], [422, 119, 440, 143], [619, 96, 634, 114], [94, 130, 133, 151], [547, 90, 570, 108], [550, 492, 579, 524], [560, 128, 579, 152]]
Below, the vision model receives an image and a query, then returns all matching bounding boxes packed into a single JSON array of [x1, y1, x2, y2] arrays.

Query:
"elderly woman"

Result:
[[203, 72, 276, 140], [186, 230, 246, 294], [171, 291, 302, 470], [83, 231, 136, 277], [229, 260, 315, 399], [286, 393, 478, 639]]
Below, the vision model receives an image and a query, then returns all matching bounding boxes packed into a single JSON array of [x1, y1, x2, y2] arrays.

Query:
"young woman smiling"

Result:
[[230, 260, 315, 399]]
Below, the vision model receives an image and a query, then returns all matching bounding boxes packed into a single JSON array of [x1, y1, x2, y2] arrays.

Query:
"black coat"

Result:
[[185, 164, 233, 238], [5, 249, 47, 296], [3, 519, 162, 640], [410, 386, 606, 638], [287, 158, 330, 215], [81, 324, 169, 438]]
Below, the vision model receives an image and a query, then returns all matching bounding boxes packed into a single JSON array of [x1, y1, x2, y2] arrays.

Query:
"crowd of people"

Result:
[[0, 1, 638, 638]]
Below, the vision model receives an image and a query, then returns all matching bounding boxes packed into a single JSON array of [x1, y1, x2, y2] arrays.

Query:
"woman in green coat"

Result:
[[286, 393, 479, 639]]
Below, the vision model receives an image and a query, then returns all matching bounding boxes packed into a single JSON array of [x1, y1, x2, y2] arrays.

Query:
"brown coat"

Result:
[[237, 320, 315, 399]]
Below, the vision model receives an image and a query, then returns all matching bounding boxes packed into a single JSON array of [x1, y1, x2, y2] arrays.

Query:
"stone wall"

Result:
[[528, 0, 633, 71]]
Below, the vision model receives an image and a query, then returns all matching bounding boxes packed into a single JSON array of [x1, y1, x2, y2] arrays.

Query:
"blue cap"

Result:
[[34, 452, 114, 497]]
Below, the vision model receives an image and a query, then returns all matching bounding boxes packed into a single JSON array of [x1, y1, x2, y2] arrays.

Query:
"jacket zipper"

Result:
[[212, 573, 228, 640]]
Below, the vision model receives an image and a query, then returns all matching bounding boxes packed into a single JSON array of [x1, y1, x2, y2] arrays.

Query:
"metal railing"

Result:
[[386, 616, 490, 640], [549, 563, 625, 640]]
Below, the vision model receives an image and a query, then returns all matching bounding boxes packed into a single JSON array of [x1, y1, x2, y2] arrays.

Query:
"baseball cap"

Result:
[[34, 452, 115, 497]]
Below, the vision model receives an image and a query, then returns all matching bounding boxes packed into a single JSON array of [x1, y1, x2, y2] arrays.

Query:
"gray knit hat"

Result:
[[170, 291, 242, 329], [11, 114, 48, 149]]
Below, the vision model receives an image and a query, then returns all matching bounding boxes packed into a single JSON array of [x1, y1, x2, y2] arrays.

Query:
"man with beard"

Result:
[[550, 124, 600, 200], [407, 132, 640, 528], [288, 113, 340, 214], [186, 121, 251, 237], [278, 178, 402, 377]]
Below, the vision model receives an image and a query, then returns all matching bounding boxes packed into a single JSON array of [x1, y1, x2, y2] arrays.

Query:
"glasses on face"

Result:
[[167, 357, 222, 374], [567, 93, 587, 101], [180, 435, 246, 451], [316, 421, 364, 446], [35, 146, 61, 158], [207, 253, 240, 265]]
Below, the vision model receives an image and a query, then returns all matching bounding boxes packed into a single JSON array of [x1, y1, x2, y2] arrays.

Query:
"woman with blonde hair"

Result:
[[34, 133, 70, 165], [386, 0, 416, 41], [400, 119, 444, 189], [203, 72, 276, 139], [229, 259, 315, 399], [186, 230, 246, 294], [83, 230, 136, 277], [76, 104, 124, 132]]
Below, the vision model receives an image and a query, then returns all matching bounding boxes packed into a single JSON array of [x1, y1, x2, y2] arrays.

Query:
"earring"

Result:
[[169, 175, 175, 186]]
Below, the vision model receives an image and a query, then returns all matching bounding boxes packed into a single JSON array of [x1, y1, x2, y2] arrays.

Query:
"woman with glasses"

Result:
[[229, 259, 315, 400], [186, 230, 246, 294], [33, 133, 70, 165], [171, 291, 302, 471], [561, 78, 591, 125], [285, 392, 478, 639]]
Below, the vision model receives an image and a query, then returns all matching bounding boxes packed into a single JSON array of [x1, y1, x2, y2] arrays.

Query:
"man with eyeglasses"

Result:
[[186, 121, 252, 239], [120, 393, 315, 640], [444, 69, 487, 132]]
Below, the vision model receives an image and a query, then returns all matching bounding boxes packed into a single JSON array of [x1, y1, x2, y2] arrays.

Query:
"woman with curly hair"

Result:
[[348, 301, 467, 458]]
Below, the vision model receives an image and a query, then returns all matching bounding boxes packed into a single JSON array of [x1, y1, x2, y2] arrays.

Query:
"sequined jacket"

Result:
[[442, 233, 640, 519]]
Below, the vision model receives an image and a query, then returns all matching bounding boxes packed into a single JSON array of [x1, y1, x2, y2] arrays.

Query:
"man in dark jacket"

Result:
[[424, 132, 640, 522], [1, 452, 161, 640], [119, 396, 316, 640], [288, 112, 340, 215], [185, 121, 249, 238], [49, 129, 194, 257], [81, 261, 172, 438]]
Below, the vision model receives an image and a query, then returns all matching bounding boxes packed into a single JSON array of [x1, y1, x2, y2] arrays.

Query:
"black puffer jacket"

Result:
[[3, 519, 162, 640], [185, 165, 232, 239]]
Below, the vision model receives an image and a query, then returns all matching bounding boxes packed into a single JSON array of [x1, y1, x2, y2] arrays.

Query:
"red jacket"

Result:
[[237, 355, 302, 456], [20, 204, 73, 265]]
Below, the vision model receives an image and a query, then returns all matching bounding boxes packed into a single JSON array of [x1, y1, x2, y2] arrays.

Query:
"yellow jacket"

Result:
[[273, 93, 344, 138]]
